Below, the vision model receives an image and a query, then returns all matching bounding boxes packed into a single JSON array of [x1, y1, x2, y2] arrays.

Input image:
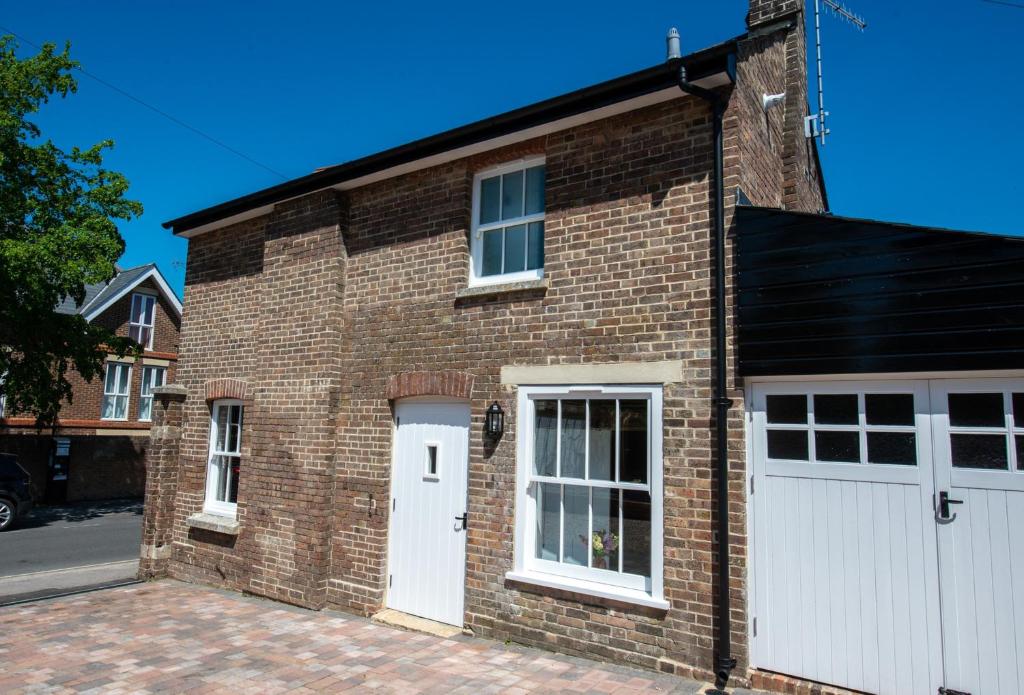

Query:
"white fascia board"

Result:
[[82, 267, 183, 323], [175, 73, 729, 240]]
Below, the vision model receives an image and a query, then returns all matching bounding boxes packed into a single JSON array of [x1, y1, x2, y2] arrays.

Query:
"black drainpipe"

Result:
[[667, 28, 736, 690]]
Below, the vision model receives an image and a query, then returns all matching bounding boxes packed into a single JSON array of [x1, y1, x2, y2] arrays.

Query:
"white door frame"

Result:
[[385, 398, 470, 626]]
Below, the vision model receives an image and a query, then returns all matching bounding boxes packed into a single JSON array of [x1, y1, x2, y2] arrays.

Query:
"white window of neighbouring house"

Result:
[[137, 366, 166, 422], [101, 362, 132, 420], [205, 400, 243, 517], [510, 385, 666, 608], [129, 293, 157, 350], [470, 158, 545, 286]]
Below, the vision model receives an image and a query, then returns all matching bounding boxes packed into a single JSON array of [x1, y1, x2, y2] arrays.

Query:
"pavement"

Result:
[[0, 580, 766, 694], [0, 499, 142, 603]]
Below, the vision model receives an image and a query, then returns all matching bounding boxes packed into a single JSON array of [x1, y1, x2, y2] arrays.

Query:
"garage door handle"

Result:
[[936, 491, 963, 523], [454, 513, 468, 531]]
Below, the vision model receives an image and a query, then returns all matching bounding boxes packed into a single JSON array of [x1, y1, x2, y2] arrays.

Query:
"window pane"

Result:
[[588, 400, 615, 481], [117, 366, 130, 394], [104, 366, 117, 392], [230, 405, 242, 426], [1017, 435, 1024, 470], [101, 396, 114, 419], [228, 457, 240, 503], [131, 295, 144, 323], [481, 229, 503, 276], [865, 393, 915, 426], [129, 325, 141, 344], [951, 434, 1008, 470], [563, 485, 588, 566], [536, 482, 559, 561], [867, 432, 917, 465], [560, 400, 586, 478], [215, 406, 228, 452], [1014, 393, 1024, 429], [591, 488, 619, 571], [140, 369, 153, 397], [114, 395, 127, 420], [766, 395, 806, 424], [527, 221, 544, 270], [814, 394, 858, 425], [139, 398, 152, 422], [767, 430, 808, 460], [211, 455, 227, 503], [949, 393, 1005, 428], [479, 176, 500, 224], [533, 400, 557, 476], [227, 422, 239, 454], [622, 490, 651, 578], [139, 327, 152, 349], [143, 296, 155, 324], [503, 224, 527, 273], [525, 165, 544, 215], [619, 400, 648, 484], [501, 170, 524, 220], [815, 431, 860, 462], [155, 368, 166, 388]]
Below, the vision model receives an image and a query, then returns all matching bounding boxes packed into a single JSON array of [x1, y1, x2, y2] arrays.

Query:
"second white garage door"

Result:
[[749, 376, 1024, 695]]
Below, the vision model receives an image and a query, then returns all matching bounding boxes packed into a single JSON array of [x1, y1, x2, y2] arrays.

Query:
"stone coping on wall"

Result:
[[185, 512, 240, 536], [500, 360, 684, 385]]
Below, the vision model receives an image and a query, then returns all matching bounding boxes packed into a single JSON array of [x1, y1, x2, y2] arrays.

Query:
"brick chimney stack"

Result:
[[747, 0, 802, 29]]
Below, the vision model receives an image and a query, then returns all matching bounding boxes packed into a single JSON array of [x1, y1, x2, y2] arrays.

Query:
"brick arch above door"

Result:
[[204, 378, 249, 402], [385, 371, 475, 401]]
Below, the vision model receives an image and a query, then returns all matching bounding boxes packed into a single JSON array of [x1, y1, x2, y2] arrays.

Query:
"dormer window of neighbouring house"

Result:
[[469, 158, 545, 286], [129, 293, 156, 350]]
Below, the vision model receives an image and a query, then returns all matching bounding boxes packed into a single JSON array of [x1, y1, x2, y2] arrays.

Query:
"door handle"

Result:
[[454, 513, 468, 531], [935, 491, 963, 524]]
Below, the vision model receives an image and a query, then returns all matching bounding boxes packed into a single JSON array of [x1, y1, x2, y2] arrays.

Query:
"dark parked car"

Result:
[[0, 453, 33, 531]]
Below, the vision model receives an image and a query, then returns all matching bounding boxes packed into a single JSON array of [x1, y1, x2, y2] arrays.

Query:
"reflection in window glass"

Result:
[[951, 434, 1008, 470], [533, 400, 557, 477], [536, 482, 559, 561], [591, 488, 619, 570], [867, 432, 917, 465], [813, 394, 858, 425], [622, 491, 651, 578], [815, 431, 860, 462], [560, 401, 586, 478], [949, 393, 1004, 428], [865, 394, 915, 426], [1014, 394, 1024, 429], [479, 176, 501, 224], [619, 400, 648, 483], [562, 485, 589, 567], [767, 430, 809, 460], [501, 170, 524, 220], [588, 400, 615, 481], [766, 395, 806, 424], [1017, 436, 1024, 470]]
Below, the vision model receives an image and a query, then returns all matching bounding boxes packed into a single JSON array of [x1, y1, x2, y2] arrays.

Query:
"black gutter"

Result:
[[668, 28, 735, 690], [163, 36, 740, 235]]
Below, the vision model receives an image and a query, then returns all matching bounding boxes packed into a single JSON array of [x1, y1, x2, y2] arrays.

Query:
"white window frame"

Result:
[[137, 366, 166, 422], [423, 440, 441, 481], [101, 362, 132, 421], [469, 156, 545, 287], [129, 292, 157, 350], [508, 384, 667, 609], [204, 399, 243, 517]]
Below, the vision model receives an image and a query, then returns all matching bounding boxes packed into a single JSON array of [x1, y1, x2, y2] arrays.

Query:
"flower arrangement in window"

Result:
[[582, 529, 619, 569]]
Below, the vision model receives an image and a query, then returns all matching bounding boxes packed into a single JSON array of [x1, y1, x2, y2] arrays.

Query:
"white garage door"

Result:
[[750, 377, 1024, 695]]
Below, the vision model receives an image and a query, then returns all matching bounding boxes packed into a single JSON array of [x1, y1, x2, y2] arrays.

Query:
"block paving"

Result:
[[0, 581, 763, 694]]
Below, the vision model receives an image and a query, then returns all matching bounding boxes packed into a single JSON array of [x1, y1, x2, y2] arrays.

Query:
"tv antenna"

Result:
[[806, 0, 867, 145]]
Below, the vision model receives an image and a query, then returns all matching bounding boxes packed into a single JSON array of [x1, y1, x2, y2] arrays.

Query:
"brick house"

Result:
[[0, 263, 182, 502], [138, 0, 835, 690]]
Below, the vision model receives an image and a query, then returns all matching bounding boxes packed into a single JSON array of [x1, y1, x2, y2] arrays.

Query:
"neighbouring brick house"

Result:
[[140, 1, 830, 691], [0, 264, 182, 502]]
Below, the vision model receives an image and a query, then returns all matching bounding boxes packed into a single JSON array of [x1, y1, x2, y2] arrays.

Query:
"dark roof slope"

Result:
[[55, 263, 174, 318], [163, 36, 739, 235], [735, 206, 1024, 376]]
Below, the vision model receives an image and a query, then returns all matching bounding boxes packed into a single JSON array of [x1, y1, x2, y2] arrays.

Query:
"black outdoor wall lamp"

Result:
[[485, 401, 504, 437]]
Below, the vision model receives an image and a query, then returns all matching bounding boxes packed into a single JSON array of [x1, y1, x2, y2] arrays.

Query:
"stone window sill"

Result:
[[455, 279, 548, 301], [505, 569, 670, 611], [186, 512, 239, 536]]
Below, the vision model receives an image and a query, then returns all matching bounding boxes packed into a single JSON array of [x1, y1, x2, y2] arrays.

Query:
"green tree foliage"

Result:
[[0, 35, 143, 426]]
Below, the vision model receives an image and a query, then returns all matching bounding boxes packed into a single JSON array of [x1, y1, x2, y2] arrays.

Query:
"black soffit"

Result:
[[735, 206, 1024, 376]]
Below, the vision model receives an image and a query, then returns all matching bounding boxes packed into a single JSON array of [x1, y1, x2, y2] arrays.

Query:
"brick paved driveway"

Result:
[[0, 580, 734, 694]]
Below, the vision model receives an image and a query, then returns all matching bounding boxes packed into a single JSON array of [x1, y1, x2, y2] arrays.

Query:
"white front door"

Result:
[[932, 379, 1024, 695], [386, 400, 470, 626]]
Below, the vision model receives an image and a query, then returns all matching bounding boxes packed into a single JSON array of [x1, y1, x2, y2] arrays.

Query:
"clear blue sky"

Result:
[[6, 1, 1022, 296]]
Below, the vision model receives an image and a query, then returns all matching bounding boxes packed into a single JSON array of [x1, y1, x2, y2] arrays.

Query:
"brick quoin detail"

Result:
[[385, 371, 475, 401], [204, 378, 248, 402]]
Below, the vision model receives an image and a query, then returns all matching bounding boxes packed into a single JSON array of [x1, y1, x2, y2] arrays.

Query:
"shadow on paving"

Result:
[[14, 498, 142, 530]]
